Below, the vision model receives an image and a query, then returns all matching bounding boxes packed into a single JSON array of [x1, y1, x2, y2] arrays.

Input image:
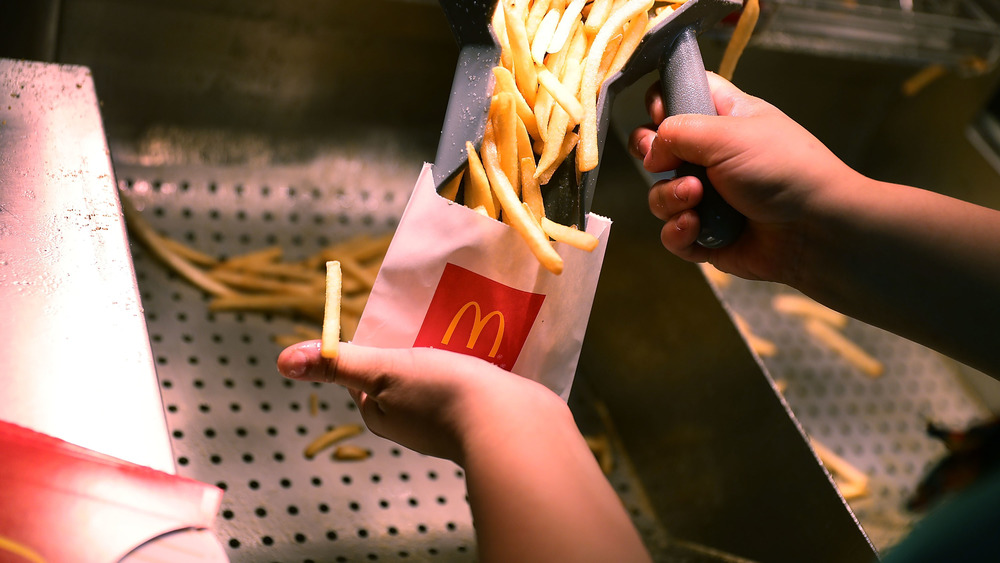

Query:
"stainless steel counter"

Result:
[[0, 58, 174, 474]]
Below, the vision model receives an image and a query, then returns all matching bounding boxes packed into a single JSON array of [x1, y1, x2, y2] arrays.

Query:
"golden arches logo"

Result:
[[441, 301, 505, 358]]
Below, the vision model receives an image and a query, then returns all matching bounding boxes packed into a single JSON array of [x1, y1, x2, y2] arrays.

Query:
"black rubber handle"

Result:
[[659, 27, 745, 248]]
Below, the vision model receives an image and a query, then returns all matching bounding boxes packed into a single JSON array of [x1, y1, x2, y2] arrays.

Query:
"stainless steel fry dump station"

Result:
[[4, 1, 1000, 562]]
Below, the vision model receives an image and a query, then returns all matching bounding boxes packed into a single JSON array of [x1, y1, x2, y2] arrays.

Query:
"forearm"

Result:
[[795, 176, 1000, 377], [460, 406, 651, 563]]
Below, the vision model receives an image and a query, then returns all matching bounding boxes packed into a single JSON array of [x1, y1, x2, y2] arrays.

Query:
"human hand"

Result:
[[276, 341, 572, 466], [629, 72, 864, 284]]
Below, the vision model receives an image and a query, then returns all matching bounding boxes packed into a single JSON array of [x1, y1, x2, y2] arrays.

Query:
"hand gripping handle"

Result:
[[659, 27, 745, 248]]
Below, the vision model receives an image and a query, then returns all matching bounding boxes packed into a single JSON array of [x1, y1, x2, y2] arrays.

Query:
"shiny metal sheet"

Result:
[[0, 58, 175, 474]]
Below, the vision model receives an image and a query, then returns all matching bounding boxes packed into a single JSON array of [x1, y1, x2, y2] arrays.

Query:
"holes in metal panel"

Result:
[[128, 172, 478, 561]]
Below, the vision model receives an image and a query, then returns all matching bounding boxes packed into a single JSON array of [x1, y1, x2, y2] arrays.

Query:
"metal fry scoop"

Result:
[[434, 0, 744, 247]]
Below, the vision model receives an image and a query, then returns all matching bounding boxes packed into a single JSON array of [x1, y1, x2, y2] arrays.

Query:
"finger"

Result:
[[645, 113, 733, 172], [648, 175, 702, 222], [628, 123, 657, 160], [705, 72, 746, 117], [644, 81, 666, 123], [706, 71, 781, 120], [277, 340, 335, 383], [277, 341, 396, 396], [661, 210, 711, 263]]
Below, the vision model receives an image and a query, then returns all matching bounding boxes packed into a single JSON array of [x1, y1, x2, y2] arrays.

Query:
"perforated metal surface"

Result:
[[116, 141, 674, 562], [118, 140, 482, 561], [712, 275, 991, 551]]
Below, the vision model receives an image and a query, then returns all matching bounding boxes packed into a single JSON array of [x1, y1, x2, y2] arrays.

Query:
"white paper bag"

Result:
[[354, 163, 611, 399]]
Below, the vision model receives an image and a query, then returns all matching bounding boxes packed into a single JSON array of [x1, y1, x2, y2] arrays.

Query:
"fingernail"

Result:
[[676, 211, 690, 232], [635, 135, 652, 158], [674, 180, 689, 202], [285, 349, 308, 379], [642, 146, 656, 171]]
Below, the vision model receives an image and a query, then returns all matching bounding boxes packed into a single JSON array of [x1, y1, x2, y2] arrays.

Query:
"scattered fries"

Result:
[[333, 445, 372, 461], [733, 313, 777, 358], [120, 190, 390, 346], [303, 424, 364, 459], [809, 438, 870, 500], [770, 293, 883, 377], [772, 294, 848, 329], [805, 318, 884, 378]]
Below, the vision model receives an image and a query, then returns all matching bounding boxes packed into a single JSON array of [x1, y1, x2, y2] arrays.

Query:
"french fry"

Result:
[[536, 60, 583, 174], [217, 260, 322, 284], [549, 0, 587, 54], [525, 0, 552, 40], [521, 156, 545, 220], [218, 246, 284, 269], [119, 193, 236, 298], [208, 269, 315, 295], [333, 445, 372, 461], [159, 236, 219, 267], [503, 2, 539, 107], [646, 4, 675, 32], [342, 232, 394, 263], [733, 313, 777, 357], [536, 67, 584, 124], [809, 438, 870, 500], [536, 131, 579, 185], [303, 423, 364, 459], [805, 318, 884, 377], [541, 216, 600, 252], [584, 0, 613, 36], [773, 294, 848, 328], [605, 10, 648, 80], [209, 294, 325, 319], [481, 130, 564, 275], [339, 256, 378, 290], [321, 260, 342, 359], [465, 141, 499, 219], [492, 2, 514, 71], [439, 169, 463, 201], [717, 0, 759, 81], [578, 0, 655, 173], [532, 9, 562, 64], [492, 92, 522, 198], [492, 66, 539, 138]]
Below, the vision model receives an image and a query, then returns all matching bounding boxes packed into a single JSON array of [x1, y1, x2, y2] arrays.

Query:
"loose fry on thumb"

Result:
[[321, 260, 343, 359]]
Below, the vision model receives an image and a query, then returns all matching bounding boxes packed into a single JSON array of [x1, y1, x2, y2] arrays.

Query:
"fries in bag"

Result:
[[353, 163, 610, 399]]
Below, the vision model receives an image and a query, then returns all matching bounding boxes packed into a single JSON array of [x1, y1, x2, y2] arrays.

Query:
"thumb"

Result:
[[644, 112, 736, 172], [277, 341, 417, 394]]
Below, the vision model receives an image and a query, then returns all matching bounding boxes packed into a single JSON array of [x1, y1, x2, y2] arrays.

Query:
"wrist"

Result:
[[454, 383, 578, 469]]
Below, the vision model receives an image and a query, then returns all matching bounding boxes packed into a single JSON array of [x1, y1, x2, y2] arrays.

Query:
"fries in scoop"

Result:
[[447, 0, 761, 273]]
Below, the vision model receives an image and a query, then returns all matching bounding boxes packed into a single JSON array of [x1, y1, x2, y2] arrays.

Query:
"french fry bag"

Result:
[[353, 163, 611, 399]]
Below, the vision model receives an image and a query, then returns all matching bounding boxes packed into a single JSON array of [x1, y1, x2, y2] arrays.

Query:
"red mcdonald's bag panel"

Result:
[[355, 164, 611, 398]]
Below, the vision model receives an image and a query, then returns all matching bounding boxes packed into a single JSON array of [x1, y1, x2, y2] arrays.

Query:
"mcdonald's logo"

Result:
[[442, 301, 505, 358], [413, 263, 544, 371]]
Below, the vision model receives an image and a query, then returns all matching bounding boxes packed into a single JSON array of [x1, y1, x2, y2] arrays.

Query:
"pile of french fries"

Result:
[[442, 0, 681, 275], [447, 0, 757, 275], [120, 191, 388, 344]]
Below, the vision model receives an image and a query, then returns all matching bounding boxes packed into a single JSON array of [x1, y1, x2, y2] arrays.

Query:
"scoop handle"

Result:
[[659, 27, 745, 249]]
